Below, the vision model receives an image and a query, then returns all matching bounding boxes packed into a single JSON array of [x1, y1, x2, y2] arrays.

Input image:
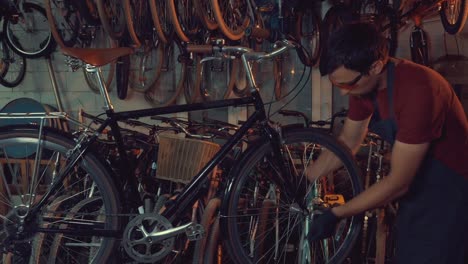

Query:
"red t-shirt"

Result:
[[348, 59, 468, 179]]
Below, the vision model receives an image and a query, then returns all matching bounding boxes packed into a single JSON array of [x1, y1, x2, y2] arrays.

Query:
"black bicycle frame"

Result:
[[31, 88, 299, 237]]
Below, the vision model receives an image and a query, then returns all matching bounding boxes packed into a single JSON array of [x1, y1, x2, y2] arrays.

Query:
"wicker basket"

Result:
[[156, 134, 220, 184]]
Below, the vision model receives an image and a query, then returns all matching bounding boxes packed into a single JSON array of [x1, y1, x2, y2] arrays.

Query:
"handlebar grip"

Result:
[[186, 44, 213, 54], [247, 27, 271, 40]]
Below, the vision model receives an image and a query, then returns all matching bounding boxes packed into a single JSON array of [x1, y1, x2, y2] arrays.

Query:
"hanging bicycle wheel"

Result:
[[194, 0, 219, 31], [0, 38, 26, 88], [144, 41, 185, 107], [168, 0, 202, 42], [44, 0, 80, 47], [149, 0, 173, 44], [183, 53, 203, 103], [410, 26, 430, 66], [124, 0, 155, 47], [210, 0, 250, 40], [3, 2, 56, 58], [128, 43, 163, 93], [222, 128, 363, 264], [0, 126, 120, 263], [96, 0, 126, 40], [296, 8, 321, 67], [439, 0, 468, 34]]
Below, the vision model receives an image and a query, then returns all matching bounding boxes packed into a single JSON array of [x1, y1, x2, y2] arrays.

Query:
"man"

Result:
[[306, 23, 467, 263]]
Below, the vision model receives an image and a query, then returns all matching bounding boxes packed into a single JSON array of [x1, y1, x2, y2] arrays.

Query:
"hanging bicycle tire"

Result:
[[194, 0, 219, 31], [44, 0, 80, 47], [410, 26, 430, 66], [128, 43, 163, 93], [0, 37, 26, 88], [144, 41, 186, 107], [0, 126, 120, 263], [295, 7, 321, 67], [3, 2, 56, 58], [124, 0, 155, 48], [198, 57, 237, 101], [439, 0, 468, 34], [210, 0, 250, 40], [222, 128, 363, 264], [149, 0, 173, 44], [168, 0, 202, 42], [96, 0, 126, 40]]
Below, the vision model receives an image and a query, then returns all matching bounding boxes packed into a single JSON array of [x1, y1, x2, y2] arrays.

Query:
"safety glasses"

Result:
[[330, 73, 363, 90]]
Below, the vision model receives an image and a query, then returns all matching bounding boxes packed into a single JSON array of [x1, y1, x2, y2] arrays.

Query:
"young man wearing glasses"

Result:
[[306, 23, 467, 263]]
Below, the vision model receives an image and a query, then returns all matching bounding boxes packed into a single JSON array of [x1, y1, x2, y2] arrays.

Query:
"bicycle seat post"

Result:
[[85, 64, 114, 111]]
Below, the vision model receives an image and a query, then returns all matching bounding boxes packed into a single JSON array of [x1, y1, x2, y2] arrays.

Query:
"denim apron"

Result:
[[368, 62, 468, 264]]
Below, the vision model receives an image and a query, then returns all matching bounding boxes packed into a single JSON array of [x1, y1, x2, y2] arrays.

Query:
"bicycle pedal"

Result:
[[324, 194, 345, 206], [185, 224, 204, 241]]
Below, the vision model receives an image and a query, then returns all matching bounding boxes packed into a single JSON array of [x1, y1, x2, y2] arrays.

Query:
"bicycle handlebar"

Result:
[[186, 39, 312, 66]]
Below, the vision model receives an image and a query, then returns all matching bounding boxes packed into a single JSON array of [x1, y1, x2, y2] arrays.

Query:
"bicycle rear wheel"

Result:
[[149, 0, 173, 44], [296, 8, 321, 67], [222, 128, 362, 264], [3, 2, 56, 58], [440, 0, 468, 34], [0, 126, 120, 263], [44, 0, 80, 47], [0, 38, 26, 88], [168, 0, 202, 42]]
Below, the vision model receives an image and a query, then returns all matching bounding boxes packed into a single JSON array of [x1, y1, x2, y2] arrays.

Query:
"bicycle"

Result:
[[0, 39, 362, 263], [0, 0, 55, 59], [0, 32, 26, 88]]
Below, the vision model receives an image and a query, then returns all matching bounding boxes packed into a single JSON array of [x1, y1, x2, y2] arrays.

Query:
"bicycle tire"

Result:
[[128, 43, 163, 93], [183, 54, 202, 103], [123, 0, 154, 48], [193, 197, 221, 264], [222, 128, 363, 264], [194, 0, 219, 31], [3, 2, 56, 58], [295, 8, 321, 67], [168, 0, 201, 42], [44, 0, 80, 47], [149, 0, 173, 44], [0, 38, 26, 88], [439, 0, 468, 34], [410, 26, 430, 66], [96, 0, 126, 40], [116, 52, 130, 99], [0, 126, 120, 263], [144, 42, 185, 107], [210, 0, 250, 40]]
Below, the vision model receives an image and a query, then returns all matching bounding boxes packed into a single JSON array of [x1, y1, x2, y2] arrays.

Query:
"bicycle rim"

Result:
[[96, 0, 126, 40], [4, 3, 56, 58], [0, 126, 120, 263], [210, 0, 250, 40], [223, 128, 362, 264], [198, 58, 236, 101], [296, 9, 321, 67], [440, 0, 468, 34], [195, 0, 219, 31], [169, 0, 201, 42], [128, 43, 163, 93], [44, 0, 80, 47], [144, 42, 185, 107], [149, 0, 173, 44], [0, 39, 26, 88]]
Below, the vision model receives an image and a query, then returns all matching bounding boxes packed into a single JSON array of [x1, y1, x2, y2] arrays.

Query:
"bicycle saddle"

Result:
[[61, 47, 134, 67]]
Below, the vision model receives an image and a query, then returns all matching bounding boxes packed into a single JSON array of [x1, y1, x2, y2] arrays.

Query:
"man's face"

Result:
[[329, 65, 380, 96]]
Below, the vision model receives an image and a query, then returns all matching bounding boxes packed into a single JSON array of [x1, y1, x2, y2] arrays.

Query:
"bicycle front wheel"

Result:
[[440, 0, 468, 34], [0, 126, 120, 263], [222, 128, 362, 264]]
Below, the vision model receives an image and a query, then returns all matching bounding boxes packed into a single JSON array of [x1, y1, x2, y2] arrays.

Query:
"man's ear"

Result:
[[369, 60, 385, 76]]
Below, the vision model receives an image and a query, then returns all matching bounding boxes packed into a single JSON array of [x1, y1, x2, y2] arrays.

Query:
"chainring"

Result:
[[122, 213, 174, 263]]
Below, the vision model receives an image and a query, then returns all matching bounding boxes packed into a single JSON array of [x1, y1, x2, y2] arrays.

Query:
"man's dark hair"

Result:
[[320, 23, 389, 76]]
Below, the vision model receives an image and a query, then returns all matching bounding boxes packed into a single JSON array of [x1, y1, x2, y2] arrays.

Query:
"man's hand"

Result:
[[308, 209, 340, 241]]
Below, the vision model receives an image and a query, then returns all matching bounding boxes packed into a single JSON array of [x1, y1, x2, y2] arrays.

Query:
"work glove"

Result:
[[307, 209, 340, 241]]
